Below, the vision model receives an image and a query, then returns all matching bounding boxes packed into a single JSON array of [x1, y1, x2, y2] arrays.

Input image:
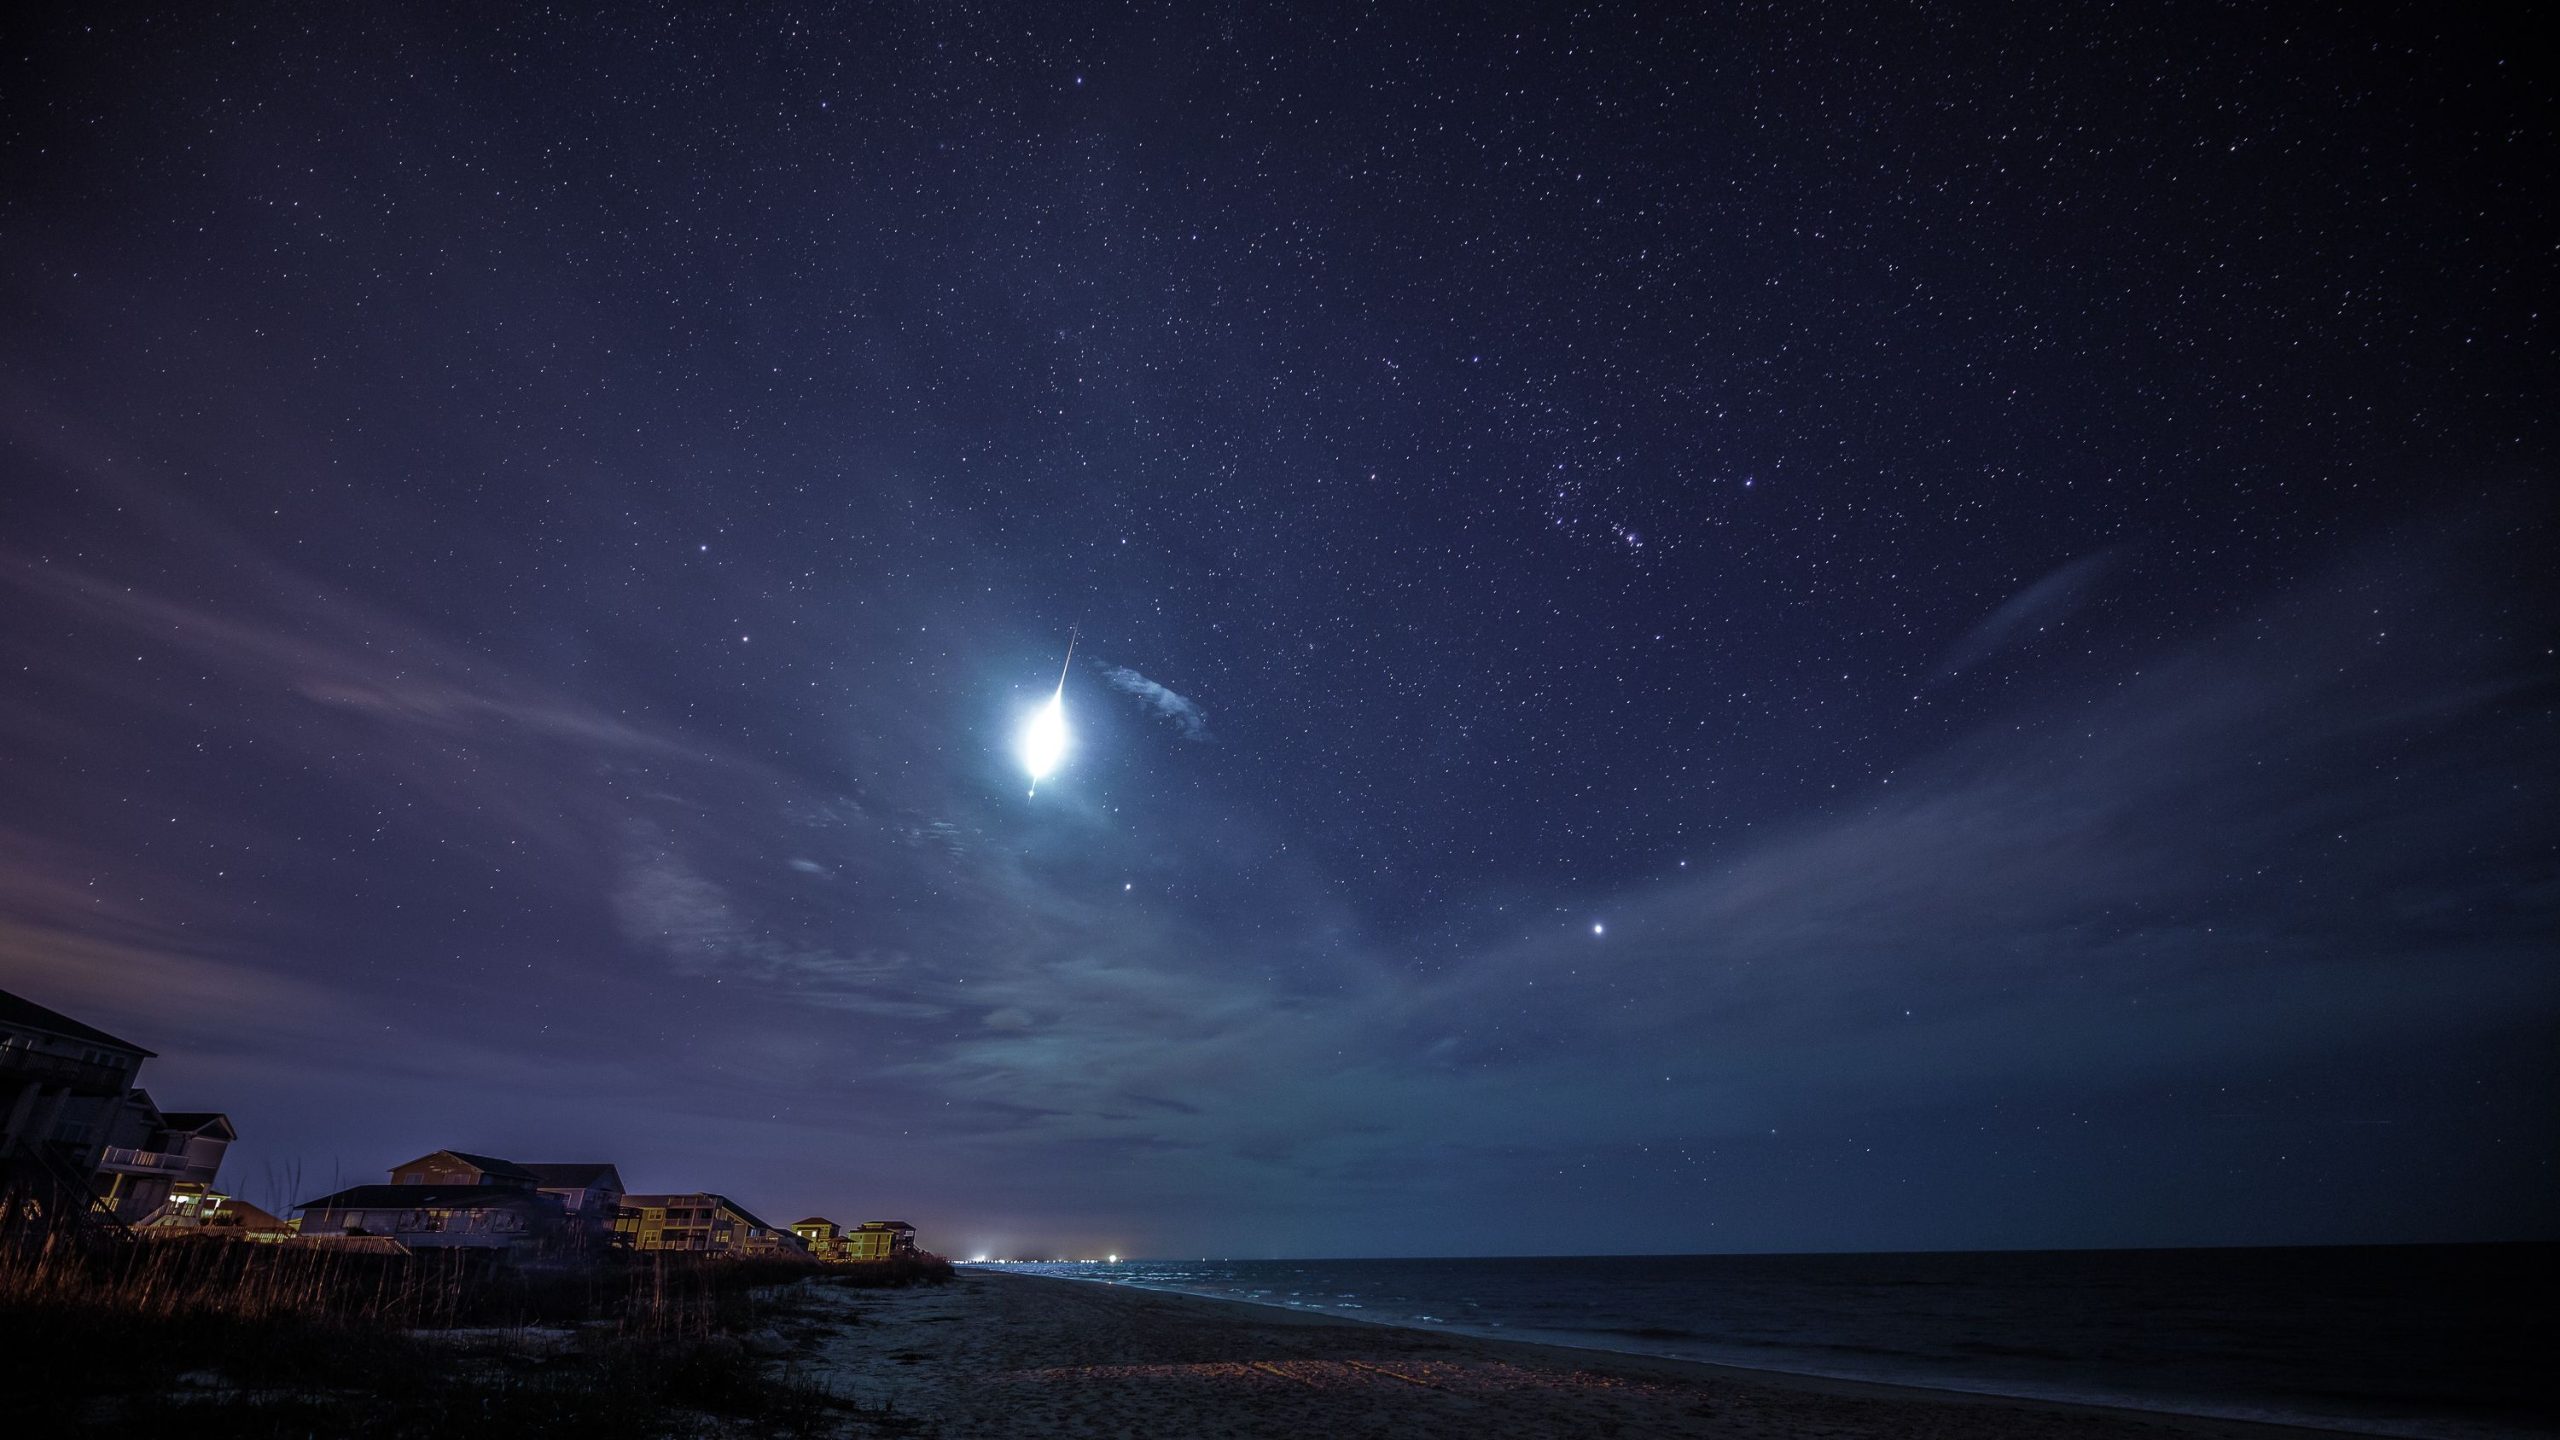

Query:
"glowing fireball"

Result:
[[1020, 690, 1069, 794]]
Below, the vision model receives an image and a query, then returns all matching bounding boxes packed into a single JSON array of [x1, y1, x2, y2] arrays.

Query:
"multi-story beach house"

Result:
[[843, 1219, 919, 1259], [1, 988, 152, 1182], [294, 1180, 568, 1248], [384, 1151, 625, 1239], [0, 986, 241, 1241], [789, 1216, 919, 1262], [622, 1192, 806, 1256], [521, 1162, 626, 1245], [293, 1148, 626, 1253], [93, 1091, 236, 1223]]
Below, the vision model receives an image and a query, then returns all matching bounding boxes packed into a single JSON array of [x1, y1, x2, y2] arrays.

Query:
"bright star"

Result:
[[1592, 922, 1606, 936]]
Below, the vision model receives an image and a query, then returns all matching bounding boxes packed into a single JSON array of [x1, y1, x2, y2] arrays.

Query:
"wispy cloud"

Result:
[[2, 552, 684, 757], [4, 460, 2545, 1252], [1101, 664, 1212, 741], [0, 551, 703, 872], [883, 533, 2557, 1228], [1932, 547, 2123, 681], [1411, 536, 2554, 1134]]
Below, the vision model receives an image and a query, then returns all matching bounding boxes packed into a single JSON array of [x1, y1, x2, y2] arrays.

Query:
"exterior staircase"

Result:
[[0, 1137, 132, 1248]]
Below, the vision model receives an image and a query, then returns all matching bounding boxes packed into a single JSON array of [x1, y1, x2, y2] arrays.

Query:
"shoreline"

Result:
[[792, 1269, 2515, 1439], [975, 1268, 2437, 1438]]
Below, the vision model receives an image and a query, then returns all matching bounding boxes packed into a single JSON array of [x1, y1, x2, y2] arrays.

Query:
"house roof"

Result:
[[296, 1184, 562, 1212], [792, 1216, 837, 1229], [397, 1150, 537, 1182], [159, 1112, 237, 1140], [0, 987, 155, 1057], [521, 1163, 621, 1189], [854, 1220, 916, 1231], [722, 1198, 783, 1232]]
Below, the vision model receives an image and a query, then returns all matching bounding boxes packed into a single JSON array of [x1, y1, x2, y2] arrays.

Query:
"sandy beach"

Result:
[[794, 1271, 2373, 1439]]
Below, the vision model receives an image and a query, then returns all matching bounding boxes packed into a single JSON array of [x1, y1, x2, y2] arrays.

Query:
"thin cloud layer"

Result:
[[1, 500, 2548, 1254]]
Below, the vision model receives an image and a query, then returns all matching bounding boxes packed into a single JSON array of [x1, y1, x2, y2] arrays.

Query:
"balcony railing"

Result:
[[99, 1146, 191, 1173], [0, 1047, 132, 1097]]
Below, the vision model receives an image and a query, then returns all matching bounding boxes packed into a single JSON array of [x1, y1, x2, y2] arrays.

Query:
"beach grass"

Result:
[[0, 1233, 949, 1436]]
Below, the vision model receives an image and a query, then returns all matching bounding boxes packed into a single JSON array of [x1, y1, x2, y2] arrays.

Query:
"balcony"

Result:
[[0, 1047, 132, 1097], [99, 1146, 191, 1174]]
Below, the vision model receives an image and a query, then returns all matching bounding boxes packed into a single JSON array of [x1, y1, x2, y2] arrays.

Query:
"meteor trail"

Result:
[[1021, 628, 1076, 796]]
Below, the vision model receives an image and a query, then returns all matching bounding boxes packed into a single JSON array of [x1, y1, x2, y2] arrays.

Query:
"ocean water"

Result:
[[986, 1246, 2555, 1439]]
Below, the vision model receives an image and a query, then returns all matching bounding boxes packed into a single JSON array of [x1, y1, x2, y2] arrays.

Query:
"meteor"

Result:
[[1020, 629, 1076, 796]]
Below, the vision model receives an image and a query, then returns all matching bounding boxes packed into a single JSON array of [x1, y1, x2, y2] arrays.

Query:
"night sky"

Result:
[[3, 4, 2552, 1260]]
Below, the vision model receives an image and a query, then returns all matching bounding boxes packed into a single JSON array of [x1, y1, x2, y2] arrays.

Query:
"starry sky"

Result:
[[2, 4, 2552, 1259]]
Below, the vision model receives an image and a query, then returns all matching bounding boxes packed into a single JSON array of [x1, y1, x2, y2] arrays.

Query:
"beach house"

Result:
[[521, 1162, 626, 1245], [788, 1216, 918, 1262], [291, 1148, 628, 1252], [2, 987, 165, 1236], [791, 1216, 844, 1259], [293, 1181, 568, 1248], [2, 988, 151, 1172], [382, 1151, 624, 1237], [843, 1219, 919, 1259], [622, 1192, 807, 1256], [2, 987, 245, 1241], [137, 1185, 293, 1240], [93, 1092, 236, 1222]]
